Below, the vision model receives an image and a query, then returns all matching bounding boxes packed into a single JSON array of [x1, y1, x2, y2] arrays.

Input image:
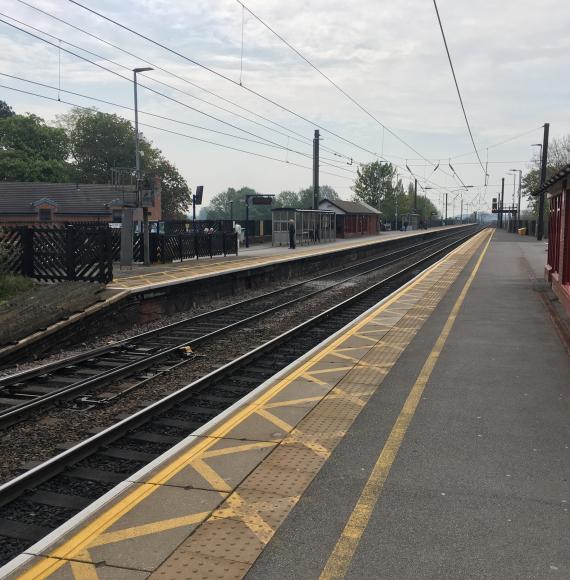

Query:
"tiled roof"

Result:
[[319, 198, 381, 215], [0, 182, 137, 215], [532, 164, 570, 196]]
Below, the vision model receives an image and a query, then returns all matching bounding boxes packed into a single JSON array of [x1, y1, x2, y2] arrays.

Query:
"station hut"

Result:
[[318, 198, 381, 238], [535, 164, 570, 316], [271, 208, 336, 246]]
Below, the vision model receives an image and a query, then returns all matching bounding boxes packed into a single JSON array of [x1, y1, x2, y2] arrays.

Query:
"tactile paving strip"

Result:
[[14, 231, 490, 579], [154, 231, 490, 578], [109, 228, 462, 291]]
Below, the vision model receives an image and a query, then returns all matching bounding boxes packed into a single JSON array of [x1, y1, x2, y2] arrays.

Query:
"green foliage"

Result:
[[522, 135, 570, 215], [353, 161, 397, 209], [0, 113, 72, 181], [0, 274, 34, 304], [203, 185, 339, 219], [204, 187, 268, 220], [59, 108, 135, 183], [57, 107, 190, 218], [351, 161, 439, 224], [275, 185, 339, 209], [0, 100, 15, 119], [151, 158, 191, 218]]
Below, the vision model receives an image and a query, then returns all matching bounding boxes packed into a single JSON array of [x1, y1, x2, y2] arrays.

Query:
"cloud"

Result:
[[0, 0, 567, 210]]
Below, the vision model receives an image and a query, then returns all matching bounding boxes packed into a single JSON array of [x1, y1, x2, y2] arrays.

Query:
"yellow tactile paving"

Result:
[[12, 230, 491, 580], [108, 227, 463, 291]]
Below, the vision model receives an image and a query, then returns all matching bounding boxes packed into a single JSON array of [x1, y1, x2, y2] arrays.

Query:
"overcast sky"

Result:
[[1, 0, 568, 213]]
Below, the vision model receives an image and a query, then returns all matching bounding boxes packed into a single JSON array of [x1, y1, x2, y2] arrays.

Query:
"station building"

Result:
[[318, 198, 381, 238], [0, 181, 161, 226], [538, 164, 570, 316]]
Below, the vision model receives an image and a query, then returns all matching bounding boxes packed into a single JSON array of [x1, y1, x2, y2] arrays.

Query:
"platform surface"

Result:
[[109, 226, 463, 292], [6, 229, 569, 580]]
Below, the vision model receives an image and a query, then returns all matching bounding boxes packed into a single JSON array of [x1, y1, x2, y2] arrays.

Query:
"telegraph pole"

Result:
[[499, 178, 505, 228], [313, 129, 320, 209], [460, 197, 463, 224], [445, 193, 448, 224], [537, 122, 549, 241], [413, 179, 418, 212]]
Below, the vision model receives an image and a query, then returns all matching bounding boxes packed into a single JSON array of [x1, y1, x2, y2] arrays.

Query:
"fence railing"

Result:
[[110, 231, 238, 264], [1, 227, 239, 284], [0, 225, 113, 283]]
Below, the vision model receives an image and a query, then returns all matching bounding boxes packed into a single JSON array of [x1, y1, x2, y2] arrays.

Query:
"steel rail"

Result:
[[0, 227, 481, 510], [0, 228, 474, 428]]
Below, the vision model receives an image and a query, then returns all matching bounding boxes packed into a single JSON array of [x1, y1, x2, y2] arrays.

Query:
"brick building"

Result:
[[536, 164, 570, 316], [0, 181, 161, 226], [318, 198, 381, 238]]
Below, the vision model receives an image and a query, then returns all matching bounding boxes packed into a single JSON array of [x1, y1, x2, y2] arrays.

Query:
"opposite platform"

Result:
[[109, 226, 465, 292]]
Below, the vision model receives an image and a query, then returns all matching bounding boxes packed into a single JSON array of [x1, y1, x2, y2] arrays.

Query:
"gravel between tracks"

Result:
[[0, 253, 433, 484]]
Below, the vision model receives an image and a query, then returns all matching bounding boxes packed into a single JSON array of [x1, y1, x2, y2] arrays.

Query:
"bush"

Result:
[[0, 274, 34, 303]]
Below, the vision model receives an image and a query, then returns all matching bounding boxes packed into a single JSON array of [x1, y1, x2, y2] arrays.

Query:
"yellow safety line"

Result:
[[110, 229, 458, 288], [319, 229, 494, 580], [19, 231, 486, 579]]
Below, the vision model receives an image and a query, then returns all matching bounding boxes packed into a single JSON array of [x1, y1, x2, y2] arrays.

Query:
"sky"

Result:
[[0, 0, 569, 214]]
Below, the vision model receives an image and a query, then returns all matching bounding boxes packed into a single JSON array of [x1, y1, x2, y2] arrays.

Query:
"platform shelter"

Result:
[[271, 208, 336, 246], [536, 163, 570, 316]]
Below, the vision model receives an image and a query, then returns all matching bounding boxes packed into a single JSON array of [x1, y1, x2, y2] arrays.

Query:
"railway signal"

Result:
[[192, 185, 204, 231]]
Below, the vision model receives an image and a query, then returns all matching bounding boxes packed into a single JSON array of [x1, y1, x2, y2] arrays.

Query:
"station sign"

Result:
[[252, 196, 273, 205]]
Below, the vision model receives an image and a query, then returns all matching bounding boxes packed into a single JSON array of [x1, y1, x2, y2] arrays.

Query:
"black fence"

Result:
[[501, 219, 547, 237], [110, 230, 238, 263], [157, 219, 272, 239], [0, 225, 113, 283]]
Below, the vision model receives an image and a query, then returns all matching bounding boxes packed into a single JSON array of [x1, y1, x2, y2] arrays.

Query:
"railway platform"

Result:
[[3, 228, 569, 579], [108, 227, 462, 292], [0, 226, 467, 367]]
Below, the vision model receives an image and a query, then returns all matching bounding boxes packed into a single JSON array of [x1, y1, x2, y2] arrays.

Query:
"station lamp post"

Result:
[[509, 169, 523, 230], [133, 66, 154, 266]]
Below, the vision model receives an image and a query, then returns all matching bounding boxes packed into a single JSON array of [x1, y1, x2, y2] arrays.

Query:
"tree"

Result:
[[203, 187, 271, 220], [57, 107, 190, 218], [275, 185, 339, 209], [0, 100, 15, 119], [59, 108, 135, 183], [151, 158, 191, 219], [0, 113, 71, 181], [353, 161, 397, 210], [521, 135, 570, 215]]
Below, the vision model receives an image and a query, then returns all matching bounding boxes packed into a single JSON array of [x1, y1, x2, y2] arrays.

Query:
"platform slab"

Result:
[[109, 226, 465, 292], [8, 229, 487, 579], [248, 229, 570, 579]]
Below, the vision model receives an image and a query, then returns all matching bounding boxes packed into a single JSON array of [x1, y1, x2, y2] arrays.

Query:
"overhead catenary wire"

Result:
[[0, 83, 354, 182], [0, 72, 356, 173], [432, 0, 486, 176], [235, 0, 443, 171], [64, 0, 419, 168], [15, 0, 352, 161], [5, 6, 467, 197], [59, 0, 475, 196], [0, 16, 356, 171]]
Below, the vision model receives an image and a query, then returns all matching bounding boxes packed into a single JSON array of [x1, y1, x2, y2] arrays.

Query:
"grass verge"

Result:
[[0, 274, 34, 304]]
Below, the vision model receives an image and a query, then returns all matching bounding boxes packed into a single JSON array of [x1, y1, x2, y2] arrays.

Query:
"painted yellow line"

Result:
[[19, 231, 485, 579], [319, 229, 493, 580]]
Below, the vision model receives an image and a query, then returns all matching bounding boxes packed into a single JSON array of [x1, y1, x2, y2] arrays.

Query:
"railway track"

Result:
[[0, 227, 475, 429], [0, 227, 481, 567]]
